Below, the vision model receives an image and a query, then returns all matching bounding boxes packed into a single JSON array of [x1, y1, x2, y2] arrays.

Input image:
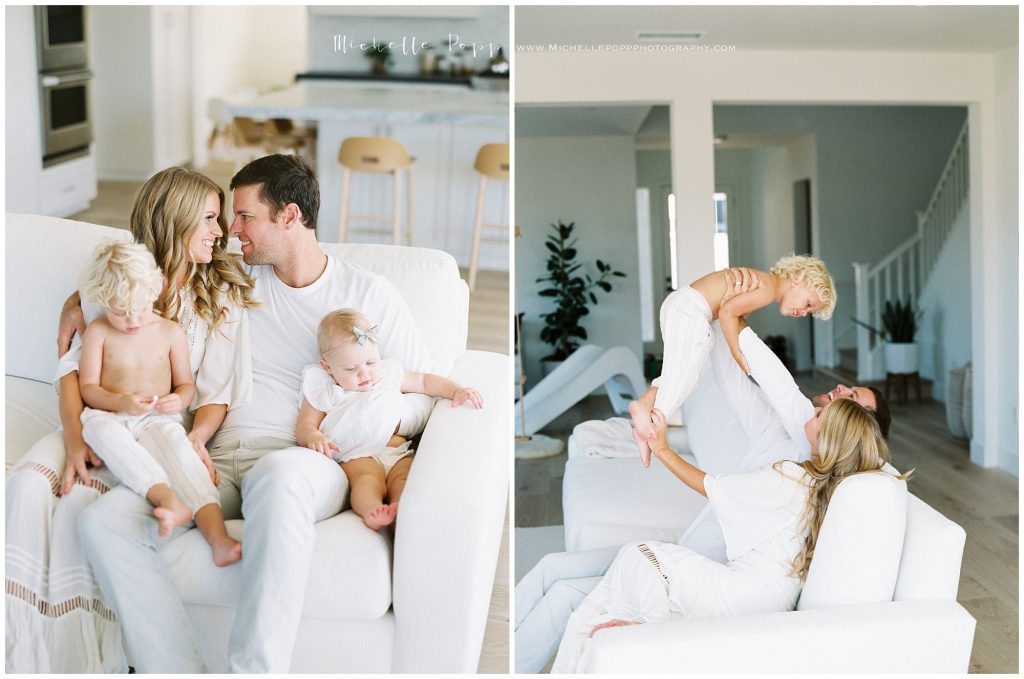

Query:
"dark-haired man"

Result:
[[78, 155, 434, 672]]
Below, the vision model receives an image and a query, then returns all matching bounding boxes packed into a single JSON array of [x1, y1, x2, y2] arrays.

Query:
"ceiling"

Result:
[[517, 104, 655, 137], [515, 5, 1018, 53]]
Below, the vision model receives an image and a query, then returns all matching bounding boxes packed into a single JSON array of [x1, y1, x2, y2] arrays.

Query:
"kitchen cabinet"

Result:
[[228, 82, 509, 270]]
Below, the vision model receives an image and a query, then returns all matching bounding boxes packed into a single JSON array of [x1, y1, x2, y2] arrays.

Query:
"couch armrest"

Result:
[[391, 350, 510, 672], [588, 598, 975, 673]]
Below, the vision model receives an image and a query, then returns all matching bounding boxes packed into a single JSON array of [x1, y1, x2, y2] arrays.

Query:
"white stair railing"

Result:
[[852, 121, 969, 381]]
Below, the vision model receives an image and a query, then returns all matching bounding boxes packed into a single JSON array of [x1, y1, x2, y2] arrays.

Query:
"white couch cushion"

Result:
[[6, 214, 132, 384], [562, 456, 708, 552], [162, 511, 393, 620], [893, 495, 966, 601], [6, 376, 61, 470], [797, 471, 908, 611]]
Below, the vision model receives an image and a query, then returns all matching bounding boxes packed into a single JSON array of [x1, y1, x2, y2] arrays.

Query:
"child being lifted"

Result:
[[630, 255, 837, 466]]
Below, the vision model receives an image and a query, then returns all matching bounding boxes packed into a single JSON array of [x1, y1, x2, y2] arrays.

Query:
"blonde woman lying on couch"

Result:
[[6, 167, 257, 673], [514, 298, 895, 673], [552, 397, 908, 672]]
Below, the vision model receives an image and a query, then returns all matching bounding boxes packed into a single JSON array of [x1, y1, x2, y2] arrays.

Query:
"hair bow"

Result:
[[351, 325, 381, 347]]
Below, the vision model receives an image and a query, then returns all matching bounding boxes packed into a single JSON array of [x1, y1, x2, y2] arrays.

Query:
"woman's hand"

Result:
[[649, 408, 672, 456], [452, 387, 484, 409], [60, 439, 99, 495], [57, 291, 86, 357], [187, 431, 220, 485]]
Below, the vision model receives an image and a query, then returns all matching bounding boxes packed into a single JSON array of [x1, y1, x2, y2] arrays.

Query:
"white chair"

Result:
[[467, 143, 509, 291], [336, 136, 415, 246]]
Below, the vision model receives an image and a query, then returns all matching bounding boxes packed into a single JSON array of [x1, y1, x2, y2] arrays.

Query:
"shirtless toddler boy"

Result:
[[77, 240, 240, 565]]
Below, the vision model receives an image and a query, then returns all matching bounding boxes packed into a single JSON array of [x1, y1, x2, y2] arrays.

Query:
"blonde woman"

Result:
[[552, 398, 909, 673], [5, 168, 257, 672]]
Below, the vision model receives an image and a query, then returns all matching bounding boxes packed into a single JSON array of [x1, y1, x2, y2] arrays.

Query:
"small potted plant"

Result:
[[365, 42, 393, 74], [852, 296, 923, 374], [535, 220, 626, 367]]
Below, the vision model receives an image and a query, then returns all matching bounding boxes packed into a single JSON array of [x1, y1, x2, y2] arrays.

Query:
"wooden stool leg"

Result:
[[915, 372, 922, 403], [338, 168, 352, 242], [405, 167, 413, 246], [391, 170, 402, 246], [901, 375, 908, 404], [469, 175, 487, 292]]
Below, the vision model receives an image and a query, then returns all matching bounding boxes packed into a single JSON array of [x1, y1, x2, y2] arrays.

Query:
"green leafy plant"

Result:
[[364, 42, 393, 72], [536, 220, 626, 361], [851, 296, 922, 343]]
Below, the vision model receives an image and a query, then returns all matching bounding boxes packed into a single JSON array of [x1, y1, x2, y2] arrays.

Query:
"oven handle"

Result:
[[41, 71, 93, 87]]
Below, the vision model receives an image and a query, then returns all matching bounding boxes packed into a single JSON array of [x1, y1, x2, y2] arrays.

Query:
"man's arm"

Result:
[[738, 326, 814, 451]]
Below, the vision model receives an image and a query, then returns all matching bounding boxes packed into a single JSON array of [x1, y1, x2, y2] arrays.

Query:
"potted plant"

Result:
[[536, 220, 626, 367], [364, 42, 393, 74], [852, 296, 923, 374]]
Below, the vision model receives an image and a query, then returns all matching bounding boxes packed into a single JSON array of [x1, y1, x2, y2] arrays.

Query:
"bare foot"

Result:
[[629, 400, 655, 468], [590, 618, 639, 638], [364, 503, 398, 531], [209, 536, 243, 567], [153, 501, 192, 539]]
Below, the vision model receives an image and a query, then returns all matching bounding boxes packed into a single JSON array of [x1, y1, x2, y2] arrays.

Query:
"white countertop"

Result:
[[225, 81, 508, 127]]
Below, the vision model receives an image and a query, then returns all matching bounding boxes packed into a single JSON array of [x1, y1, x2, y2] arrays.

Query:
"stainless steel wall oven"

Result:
[[36, 6, 93, 165]]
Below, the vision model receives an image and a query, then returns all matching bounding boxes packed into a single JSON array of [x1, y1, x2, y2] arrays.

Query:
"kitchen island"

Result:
[[226, 81, 509, 271]]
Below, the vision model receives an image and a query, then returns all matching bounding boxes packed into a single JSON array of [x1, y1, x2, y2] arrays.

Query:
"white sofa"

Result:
[[5, 213, 509, 673], [564, 355, 976, 673]]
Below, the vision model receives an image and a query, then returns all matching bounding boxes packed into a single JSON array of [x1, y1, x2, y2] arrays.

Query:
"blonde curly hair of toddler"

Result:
[[80, 240, 164, 312], [770, 254, 837, 320], [317, 308, 376, 356]]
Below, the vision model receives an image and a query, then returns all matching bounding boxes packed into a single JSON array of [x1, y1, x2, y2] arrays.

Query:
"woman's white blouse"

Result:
[[55, 292, 251, 413]]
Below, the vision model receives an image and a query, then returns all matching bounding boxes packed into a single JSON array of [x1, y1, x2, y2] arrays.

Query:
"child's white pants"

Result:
[[652, 286, 714, 419], [80, 408, 219, 514]]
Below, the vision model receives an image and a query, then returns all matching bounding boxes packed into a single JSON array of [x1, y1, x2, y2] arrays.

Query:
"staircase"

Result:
[[850, 121, 970, 382]]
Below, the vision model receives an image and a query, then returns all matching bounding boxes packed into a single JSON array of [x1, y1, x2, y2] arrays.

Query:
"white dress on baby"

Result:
[[551, 461, 811, 673], [301, 358, 413, 464]]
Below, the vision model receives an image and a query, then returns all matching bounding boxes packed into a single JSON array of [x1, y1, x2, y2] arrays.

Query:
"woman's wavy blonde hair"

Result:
[[130, 167, 257, 330], [788, 397, 912, 580], [770, 254, 837, 320]]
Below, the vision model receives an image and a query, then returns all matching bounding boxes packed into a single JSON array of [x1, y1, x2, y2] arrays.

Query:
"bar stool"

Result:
[[468, 143, 510, 291], [337, 136, 414, 245]]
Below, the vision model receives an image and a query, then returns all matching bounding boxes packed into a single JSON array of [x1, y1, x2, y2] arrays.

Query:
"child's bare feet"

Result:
[[152, 500, 191, 539], [629, 399, 654, 467], [209, 536, 243, 567], [364, 503, 398, 531]]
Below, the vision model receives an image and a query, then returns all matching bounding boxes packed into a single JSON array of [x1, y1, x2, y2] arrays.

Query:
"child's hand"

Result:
[[155, 393, 183, 414], [452, 387, 484, 409], [121, 394, 158, 416], [304, 433, 340, 458]]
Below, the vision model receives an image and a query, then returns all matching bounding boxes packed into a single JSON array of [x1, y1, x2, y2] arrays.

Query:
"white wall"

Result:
[[635, 149, 672, 356], [992, 46, 1018, 477], [5, 6, 43, 213], [917, 206, 972, 402], [517, 46, 1015, 470], [92, 6, 155, 180], [190, 6, 308, 168], [516, 134, 642, 388]]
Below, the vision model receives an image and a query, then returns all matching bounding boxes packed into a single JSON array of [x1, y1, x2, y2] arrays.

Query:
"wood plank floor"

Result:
[[515, 372, 1018, 673], [73, 175, 512, 673]]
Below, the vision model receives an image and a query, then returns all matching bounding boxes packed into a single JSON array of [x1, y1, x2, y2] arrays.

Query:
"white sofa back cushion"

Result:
[[797, 471, 908, 611], [6, 214, 132, 384], [4, 214, 469, 384], [893, 495, 966, 601]]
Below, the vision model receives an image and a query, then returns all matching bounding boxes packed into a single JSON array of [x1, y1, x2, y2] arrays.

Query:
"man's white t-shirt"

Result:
[[213, 255, 433, 445]]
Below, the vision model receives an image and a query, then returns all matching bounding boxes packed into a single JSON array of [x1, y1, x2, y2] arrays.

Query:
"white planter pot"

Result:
[[884, 342, 919, 375]]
